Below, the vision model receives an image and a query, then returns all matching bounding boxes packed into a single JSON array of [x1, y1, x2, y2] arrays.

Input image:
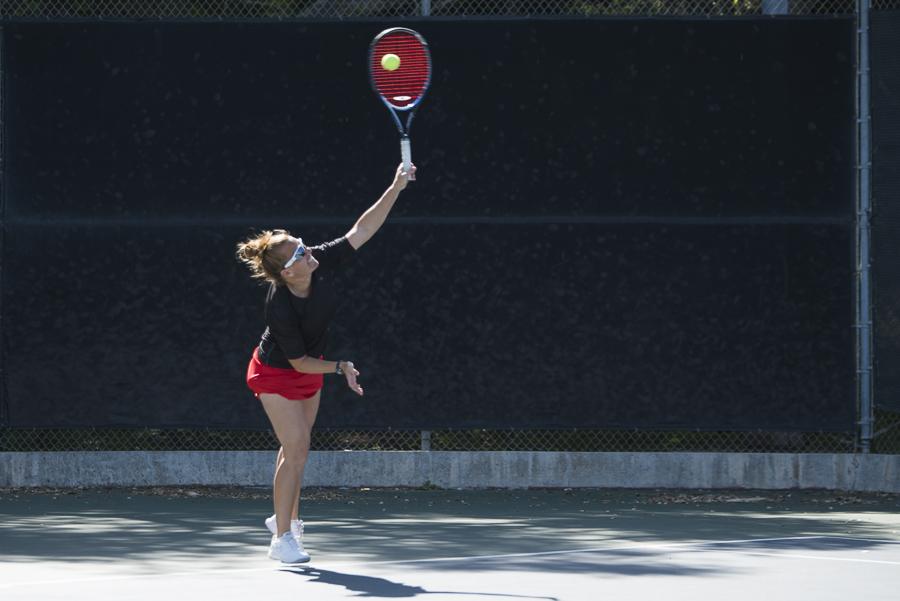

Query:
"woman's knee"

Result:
[[279, 439, 310, 466]]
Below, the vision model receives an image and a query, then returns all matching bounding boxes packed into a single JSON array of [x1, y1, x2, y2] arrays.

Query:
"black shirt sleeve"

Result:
[[266, 290, 307, 360], [311, 236, 356, 271]]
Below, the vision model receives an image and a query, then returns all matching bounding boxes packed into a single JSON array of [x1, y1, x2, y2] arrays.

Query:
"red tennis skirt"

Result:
[[245, 347, 324, 401]]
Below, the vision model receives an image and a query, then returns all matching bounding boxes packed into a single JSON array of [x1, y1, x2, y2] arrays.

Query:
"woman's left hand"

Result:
[[342, 361, 364, 396], [393, 163, 417, 190]]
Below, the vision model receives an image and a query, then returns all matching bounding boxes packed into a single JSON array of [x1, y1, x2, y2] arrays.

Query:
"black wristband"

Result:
[[335, 361, 344, 375]]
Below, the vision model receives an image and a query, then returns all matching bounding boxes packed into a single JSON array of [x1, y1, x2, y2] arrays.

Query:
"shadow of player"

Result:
[[281, 565, 559, 600]]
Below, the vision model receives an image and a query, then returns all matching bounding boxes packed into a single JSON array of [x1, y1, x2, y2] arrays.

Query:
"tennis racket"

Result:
[[368, 27, 432, 180]]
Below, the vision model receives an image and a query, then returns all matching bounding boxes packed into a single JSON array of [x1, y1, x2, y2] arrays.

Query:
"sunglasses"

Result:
[[283, 239, 307, 269]]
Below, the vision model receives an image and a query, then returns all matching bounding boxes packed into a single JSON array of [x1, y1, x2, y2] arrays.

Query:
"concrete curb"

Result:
[[1, 451, 898, 492]]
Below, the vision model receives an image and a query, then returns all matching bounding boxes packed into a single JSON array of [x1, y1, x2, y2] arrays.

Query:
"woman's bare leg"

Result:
[[274, 447, 300, 521], [259, 393, 314, 536], [294, 392, 321, 520]]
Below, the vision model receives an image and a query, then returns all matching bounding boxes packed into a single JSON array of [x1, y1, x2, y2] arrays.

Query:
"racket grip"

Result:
[[400, 136, 414, 180]]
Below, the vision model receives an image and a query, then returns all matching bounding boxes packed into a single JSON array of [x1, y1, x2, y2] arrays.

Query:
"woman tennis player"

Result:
[[236, 163, 415, 563]]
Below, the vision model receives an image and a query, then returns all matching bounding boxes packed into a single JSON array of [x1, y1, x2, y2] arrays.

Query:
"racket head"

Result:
[[368, 27, 432, 112]]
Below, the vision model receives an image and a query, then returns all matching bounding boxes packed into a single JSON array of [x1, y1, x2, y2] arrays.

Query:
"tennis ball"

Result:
[[381, 53, 401, 71]]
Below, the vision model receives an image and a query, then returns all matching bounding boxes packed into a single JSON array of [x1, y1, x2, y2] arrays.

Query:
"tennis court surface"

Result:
[[1, 487, 898, 600]]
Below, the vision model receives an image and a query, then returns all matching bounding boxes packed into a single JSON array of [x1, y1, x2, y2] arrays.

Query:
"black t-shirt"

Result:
[[257, 237, 355, 368]]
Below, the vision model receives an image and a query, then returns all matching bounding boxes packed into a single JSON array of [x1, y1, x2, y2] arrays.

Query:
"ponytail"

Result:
[[235, 229, 292, 285]]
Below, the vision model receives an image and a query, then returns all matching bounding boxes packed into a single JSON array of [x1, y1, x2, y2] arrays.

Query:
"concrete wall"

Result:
[[1, 451, 898, 492]]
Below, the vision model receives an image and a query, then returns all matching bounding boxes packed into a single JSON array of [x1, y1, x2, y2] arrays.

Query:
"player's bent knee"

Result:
[[280, 443, 310, 467]]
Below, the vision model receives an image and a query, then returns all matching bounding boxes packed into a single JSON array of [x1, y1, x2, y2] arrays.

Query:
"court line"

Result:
[[335, 535, 900, 567], [738, 551, 900, 566], [338, 535, 831, 567], [802, 535, 900, 545], [1, 535, 897, 590]]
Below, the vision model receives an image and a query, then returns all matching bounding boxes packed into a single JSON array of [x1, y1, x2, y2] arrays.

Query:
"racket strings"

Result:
[[371, 33, 430, 108]]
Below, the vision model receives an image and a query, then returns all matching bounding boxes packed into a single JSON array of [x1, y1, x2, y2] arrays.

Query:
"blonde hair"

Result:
[[235, 229, 294, 285]]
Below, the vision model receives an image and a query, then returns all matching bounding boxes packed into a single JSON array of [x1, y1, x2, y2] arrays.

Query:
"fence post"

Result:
[[422, 0, 431, 17], [856, 0, 875, 453], [421, 430, 432, 451]]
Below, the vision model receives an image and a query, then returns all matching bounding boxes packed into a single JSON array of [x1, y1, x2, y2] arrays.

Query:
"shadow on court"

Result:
[[0, 487, 898, 570], [282, 565, 561, 600], [1, 488, 899, 601]]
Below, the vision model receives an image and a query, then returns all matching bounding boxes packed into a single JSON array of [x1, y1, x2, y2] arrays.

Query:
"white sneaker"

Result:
[[265, 514, 304, 541], [268, 532, 310, 563]]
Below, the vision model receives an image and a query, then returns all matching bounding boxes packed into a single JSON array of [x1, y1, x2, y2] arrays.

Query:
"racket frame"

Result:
[[368, 27, 432, 175]]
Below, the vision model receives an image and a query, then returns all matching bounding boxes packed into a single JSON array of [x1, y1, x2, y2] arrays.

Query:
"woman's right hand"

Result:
[[342, 361, 364, 396], [393, 163, 417, 189]]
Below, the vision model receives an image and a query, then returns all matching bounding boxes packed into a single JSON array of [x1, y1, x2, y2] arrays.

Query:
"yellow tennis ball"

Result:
[[381, 53, 401, 71]]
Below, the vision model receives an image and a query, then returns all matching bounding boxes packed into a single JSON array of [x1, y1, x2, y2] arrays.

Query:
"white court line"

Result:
[[338, 536, 830, 567], [804, 536, 900, 545], [738, 551, 900, 566], [1, 535, 897, 590]]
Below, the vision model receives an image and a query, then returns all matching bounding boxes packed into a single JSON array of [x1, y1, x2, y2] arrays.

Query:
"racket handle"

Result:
[[400, 136, 414, 180]]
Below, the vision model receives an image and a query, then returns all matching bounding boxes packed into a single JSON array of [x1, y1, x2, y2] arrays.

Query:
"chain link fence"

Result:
[[0, 0, 898, 19], [1, 0, 898, 454], [3, 425, 898, 453]]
